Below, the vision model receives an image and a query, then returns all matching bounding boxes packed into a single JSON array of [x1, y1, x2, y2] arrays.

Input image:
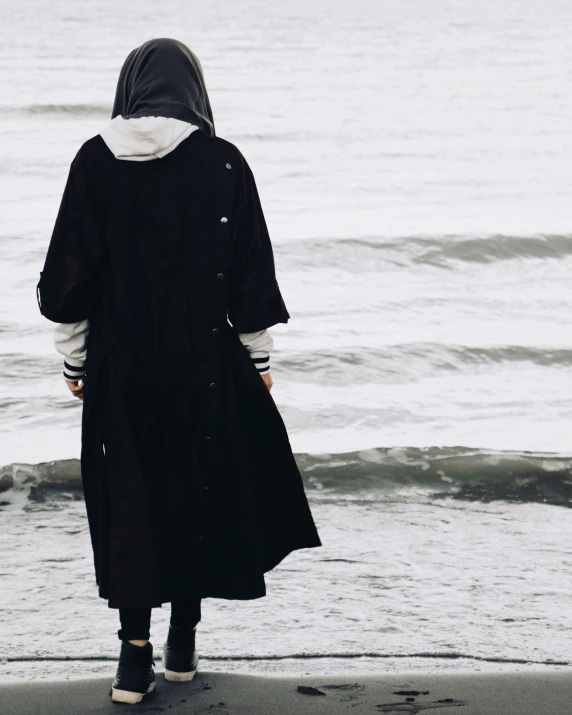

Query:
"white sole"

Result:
[[111, 680, 156, 704], [162, 655, 199, 682]]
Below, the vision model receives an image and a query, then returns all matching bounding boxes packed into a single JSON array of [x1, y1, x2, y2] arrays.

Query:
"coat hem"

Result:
[[98, 537, 322, 609]]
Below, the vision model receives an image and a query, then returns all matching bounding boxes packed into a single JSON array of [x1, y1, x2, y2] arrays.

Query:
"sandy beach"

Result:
[[2, 669, 572, 714]]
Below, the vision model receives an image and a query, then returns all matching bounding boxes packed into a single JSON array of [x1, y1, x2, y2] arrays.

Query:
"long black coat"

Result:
[[37, 129, 322, 608]]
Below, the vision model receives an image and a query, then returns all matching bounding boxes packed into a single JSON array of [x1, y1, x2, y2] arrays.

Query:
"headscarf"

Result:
[[111, 38, 215, 137]]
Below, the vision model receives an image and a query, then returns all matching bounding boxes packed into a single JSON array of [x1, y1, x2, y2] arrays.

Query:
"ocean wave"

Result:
[[286, 234, 572, 270], [3, 447, 572, 507], [297, 447, 572, 506], [3, 103, 111, 117], [408, 234, 572, 266], [278, 345, 572, 382]]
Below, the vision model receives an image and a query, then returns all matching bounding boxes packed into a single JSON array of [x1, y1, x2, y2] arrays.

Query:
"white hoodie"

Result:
[[100, 115, 198, 161], [55, 116, 273, 382]]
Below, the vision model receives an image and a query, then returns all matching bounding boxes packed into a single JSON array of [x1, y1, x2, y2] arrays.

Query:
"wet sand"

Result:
[[2, 669, 572, 714]]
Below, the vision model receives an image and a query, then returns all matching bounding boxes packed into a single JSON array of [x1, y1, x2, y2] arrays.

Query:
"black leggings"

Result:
[[118, 597, 202, 642]]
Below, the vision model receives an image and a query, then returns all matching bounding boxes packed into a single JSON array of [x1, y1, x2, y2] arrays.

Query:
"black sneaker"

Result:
[[111, 640, 156, 704], [162, 624, 199, 682]]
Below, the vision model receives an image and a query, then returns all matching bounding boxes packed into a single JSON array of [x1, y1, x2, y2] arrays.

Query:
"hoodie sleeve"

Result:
[[54, 320, 89, 381], [237, 328, 273, 375]]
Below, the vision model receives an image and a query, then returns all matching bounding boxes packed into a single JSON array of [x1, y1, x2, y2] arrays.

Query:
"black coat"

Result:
[[37, 129, 322, 608]]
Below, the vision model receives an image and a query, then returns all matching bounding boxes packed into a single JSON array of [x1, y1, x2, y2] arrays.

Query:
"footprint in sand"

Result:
[[317, 683, 366, 703], [195, 701, 232, 714]]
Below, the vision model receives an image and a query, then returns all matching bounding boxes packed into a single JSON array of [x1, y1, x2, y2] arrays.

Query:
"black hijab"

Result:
[[111, 38, 215, 137]]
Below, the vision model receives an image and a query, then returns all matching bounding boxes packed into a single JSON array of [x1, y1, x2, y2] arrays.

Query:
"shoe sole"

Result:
[[111, 681, 156, 704], [162, 655, 199, 682]]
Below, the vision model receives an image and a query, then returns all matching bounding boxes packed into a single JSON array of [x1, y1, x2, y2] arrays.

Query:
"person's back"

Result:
[[36, 37, 322, 705], [62, 127, 281, 388]]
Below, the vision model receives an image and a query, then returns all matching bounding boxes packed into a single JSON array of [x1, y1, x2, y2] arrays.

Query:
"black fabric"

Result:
[[111, 38, 215, 136], [36, 129, 322, 609], [119, 607, 152, 642], [170, 599, 202, 631], [118, 598, 201, 641]]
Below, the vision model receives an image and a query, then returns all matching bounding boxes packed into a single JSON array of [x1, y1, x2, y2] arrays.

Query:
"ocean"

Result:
[[2, 0, 572, 681]]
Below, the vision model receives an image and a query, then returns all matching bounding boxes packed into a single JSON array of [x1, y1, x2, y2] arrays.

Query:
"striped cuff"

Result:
[[63, 359, 86, 382], [251, 355, 270, 375], [237, 329, 273, 376]]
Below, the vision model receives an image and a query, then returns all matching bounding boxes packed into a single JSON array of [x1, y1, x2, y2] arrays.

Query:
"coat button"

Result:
[[203, 485, 208, 491], [220, 216, 228, 223], [205, 435, 212, 442], [209, 382, 217, 390], [217, 272, 224, 280], [212, 327, 219, 335], [226, 163, 232, 170]]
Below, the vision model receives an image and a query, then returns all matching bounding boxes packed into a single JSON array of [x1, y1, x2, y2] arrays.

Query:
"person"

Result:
[[36, 37, 322, 705]]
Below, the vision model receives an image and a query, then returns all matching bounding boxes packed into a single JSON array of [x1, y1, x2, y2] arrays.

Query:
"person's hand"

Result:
[[261, 373, 273, 392], [65, 379, 85, 401]]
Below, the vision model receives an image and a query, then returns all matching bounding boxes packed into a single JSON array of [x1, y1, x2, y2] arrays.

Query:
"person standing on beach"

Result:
[[36, 37, 322, 705]]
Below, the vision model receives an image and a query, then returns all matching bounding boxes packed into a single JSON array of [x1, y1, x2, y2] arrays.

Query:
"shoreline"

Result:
[[2, 669, 572, 714], [2, 655, 568, 683]]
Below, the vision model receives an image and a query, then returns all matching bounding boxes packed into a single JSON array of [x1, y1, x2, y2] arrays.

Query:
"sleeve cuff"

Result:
[[237, 329, 273, 374], [251, 355, 270, 374], [63, 359, 86, 381]]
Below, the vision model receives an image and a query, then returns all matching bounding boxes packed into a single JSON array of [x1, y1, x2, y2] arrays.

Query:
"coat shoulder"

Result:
[[209, 135, 244, 160], [200, 134, 251, 175], [70, 134, 115, 177]]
